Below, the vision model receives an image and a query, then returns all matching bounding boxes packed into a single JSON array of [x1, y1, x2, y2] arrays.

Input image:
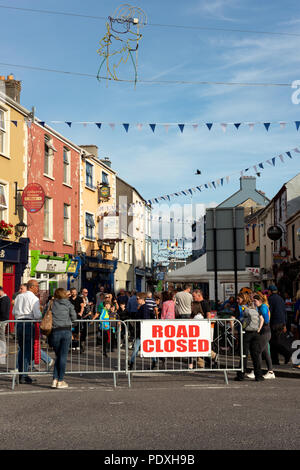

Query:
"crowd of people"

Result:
[[0, 280, 299, 388]]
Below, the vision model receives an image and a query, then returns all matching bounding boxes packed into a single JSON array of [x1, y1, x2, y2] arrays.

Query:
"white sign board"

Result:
[[35, 258, 68, 274], [140, 320, 212, 358], [99, 216, 119, 239]]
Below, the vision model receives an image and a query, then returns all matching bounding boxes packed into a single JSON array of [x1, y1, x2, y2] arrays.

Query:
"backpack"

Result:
[[241, 306, 260, 332]]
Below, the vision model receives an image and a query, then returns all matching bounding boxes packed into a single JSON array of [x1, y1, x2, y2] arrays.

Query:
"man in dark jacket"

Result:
[[0, 286, 10, 346], [268, 285, 290, 365]]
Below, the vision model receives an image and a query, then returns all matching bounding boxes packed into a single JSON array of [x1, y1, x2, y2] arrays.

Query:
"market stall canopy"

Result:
[[165, 254, 257, 283]]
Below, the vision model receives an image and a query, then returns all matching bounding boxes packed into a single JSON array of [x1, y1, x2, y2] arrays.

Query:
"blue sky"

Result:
[[1, 0, 300, 208]]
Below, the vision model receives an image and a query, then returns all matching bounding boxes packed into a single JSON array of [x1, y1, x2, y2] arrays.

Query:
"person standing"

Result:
[[48, 288, 76, 389], [234, 293, 264, 382], [0, 286, 10, 364], [247, 294, 275, 380], [268, 285, 289, 365], [12, 280, 42, 384], [93, 300, 111, 357], [117, 289, 129, 308], [144, 291, 158, 319], [79, 288, 93, 352], [175, 284, 193, 319], [69, 288, 84, 351], [161, 291, 175, 320]]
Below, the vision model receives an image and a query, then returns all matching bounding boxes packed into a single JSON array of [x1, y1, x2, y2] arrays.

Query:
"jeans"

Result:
[[237, 331, 263, 379], [130, 337, 157, 365], [50, 329, 72, 381], [259, 330, 273, 371], [17, 322, 35, 379]]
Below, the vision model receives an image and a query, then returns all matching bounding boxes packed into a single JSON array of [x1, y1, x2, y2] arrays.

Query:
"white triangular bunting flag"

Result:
[[279, 154, 284, 163], [137, 123, 143, 131], [293, 148, 300, 153], [226, 176, 230, 183], [164, 124, 170, 133], [221, 123, 227, 133], [253, 165, 258, 173], [109, 123, 115, 130], [248, 123, 255, 131], [192, 124, 198, 131], [266, 159, 273, 166], [279, 122, 286, 129]]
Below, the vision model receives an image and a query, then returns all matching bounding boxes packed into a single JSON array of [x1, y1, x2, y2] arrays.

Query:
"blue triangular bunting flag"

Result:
[[272, 157, 276, 166], [295, 121, 300, 131], [95, 123, 102, 129], [149, 124, 156, 133], [212, 182, 216, 189], [234, 123, 241, 129], [188, 189, 193, 195], [65, 122, 72, 128], [123, 123, 129, 133], [259, 163, 264, 169], [196, 186, 201, 191], [221, 178, 224, 186], [286, 151, 293, 159], [178, 124, 185, 133], [206, 123, 213, 130], [264, 123, 271, 131], [11, 120, 18, 127]]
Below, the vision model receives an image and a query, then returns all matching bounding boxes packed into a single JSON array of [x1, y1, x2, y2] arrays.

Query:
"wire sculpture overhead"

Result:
[[97, 4, 147, 87]]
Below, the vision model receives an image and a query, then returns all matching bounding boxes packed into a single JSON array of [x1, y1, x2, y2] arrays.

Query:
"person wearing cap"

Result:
[[268, 285, 290, 365]]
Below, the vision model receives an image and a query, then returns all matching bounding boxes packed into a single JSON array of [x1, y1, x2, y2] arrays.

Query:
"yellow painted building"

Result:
[[79, 146, 117, 293], [0, 78, 29, 292]]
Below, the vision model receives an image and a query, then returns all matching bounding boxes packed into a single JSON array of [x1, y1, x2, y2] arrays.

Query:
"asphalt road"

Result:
[[0, 372, 299, 450]]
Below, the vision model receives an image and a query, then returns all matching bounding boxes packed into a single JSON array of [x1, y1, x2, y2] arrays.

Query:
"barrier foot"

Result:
[[224, 371, 229, 385], [113, 372, 117, 388], [128, 372, 131, 388]]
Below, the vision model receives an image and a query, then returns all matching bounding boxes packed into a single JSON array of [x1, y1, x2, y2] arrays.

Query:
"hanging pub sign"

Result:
[[267, 225, 283, 241], [22, 183, 45, 213], [98, 184, 110, 202]]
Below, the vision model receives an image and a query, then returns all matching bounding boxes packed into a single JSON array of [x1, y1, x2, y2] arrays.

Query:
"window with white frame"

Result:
[[0, 109, 5, 155], [129, 244, 132, 264], [0, 183, 8, 221], [124, 241, 128, 263], [118, 241, 123, 262], [44, 197, 53, 239], [44, 135, 52, 177], [102, 171, 109, 185], [63, 147, 70, 185], [85, 212, 95, 239], [86, 162, 94, 188], [63, 204, 71, 243]]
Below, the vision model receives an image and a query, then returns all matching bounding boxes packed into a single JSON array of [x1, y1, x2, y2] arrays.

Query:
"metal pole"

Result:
[[233, 208, 238, 299], [213, 209, 218, 307]]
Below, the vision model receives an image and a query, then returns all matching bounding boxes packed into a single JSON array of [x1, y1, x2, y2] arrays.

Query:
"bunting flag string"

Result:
[[4, 118, 299, 133], [146, 145, 300, 205]]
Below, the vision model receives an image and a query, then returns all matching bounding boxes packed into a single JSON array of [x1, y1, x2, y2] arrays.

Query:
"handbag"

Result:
[[40, 300, 53, 336]]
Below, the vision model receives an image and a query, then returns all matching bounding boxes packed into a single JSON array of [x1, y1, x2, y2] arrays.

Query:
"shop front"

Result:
[[0, 237, 29, 330], [81, 255, 117, 300], [135, 268, 145, 292], [29, 250, 71, 305]]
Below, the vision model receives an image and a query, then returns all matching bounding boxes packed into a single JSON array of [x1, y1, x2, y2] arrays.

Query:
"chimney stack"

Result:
[[2, 75, 22, 103]]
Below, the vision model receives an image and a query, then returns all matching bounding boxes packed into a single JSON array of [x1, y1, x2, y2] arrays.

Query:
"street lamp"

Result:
[[15, 221, 27, 238]]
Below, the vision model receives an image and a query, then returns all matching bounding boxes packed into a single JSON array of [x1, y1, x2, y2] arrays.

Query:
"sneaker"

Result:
[[246, 370, 255, 379], [263, 371, 275, 380], [51, 379, 58, 388], [56, 381, 68, 389], [255, 376, 264, 382]]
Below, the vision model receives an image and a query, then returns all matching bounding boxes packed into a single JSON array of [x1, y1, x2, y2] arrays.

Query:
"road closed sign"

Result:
[[140, 321, 211, 358]]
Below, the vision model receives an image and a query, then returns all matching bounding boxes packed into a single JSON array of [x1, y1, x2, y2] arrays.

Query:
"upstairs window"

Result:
[[0, 109, 6, 155], [0, 183, 8, 221], [85, 212, 95, 239], [63, 147, 70, 185], [86, 162, 94, 188]]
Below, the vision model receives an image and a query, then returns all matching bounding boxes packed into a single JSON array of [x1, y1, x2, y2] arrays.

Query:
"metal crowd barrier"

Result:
[[125, 319, 244, 386], [0, 319, 243, 390], [0, 320, 129, 390]]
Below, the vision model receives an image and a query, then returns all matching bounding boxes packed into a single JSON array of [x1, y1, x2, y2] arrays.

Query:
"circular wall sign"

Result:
[[267, 225, 283, 241], [22, 183, 45, 213]]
